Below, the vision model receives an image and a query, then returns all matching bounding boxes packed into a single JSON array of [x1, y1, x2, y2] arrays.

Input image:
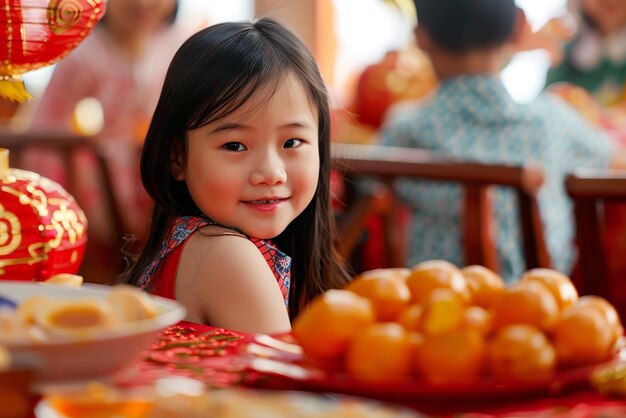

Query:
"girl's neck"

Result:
[[430, 47, 505, 80]]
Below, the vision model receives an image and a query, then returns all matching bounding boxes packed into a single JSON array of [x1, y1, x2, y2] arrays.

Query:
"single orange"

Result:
[[421, 288, 466, 336], [418, 329, 485, 385], [406, 259, 470, 305], [576, 295, 624, 349], [461, 265, 505, 309], [461, 305, 492, 336], [491, 281, 559, 332], [395, 303, 424, 333], [346, 273, 412, 321], [292, 290, 375, 362], [487, 324, 556, 381], [553, 303, 615, 367], [520, 268, 578, 311], [345, 322, 412, 383]]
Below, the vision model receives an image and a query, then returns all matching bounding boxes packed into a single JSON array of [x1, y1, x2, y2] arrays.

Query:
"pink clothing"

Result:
[[27, 24, 190, 240]]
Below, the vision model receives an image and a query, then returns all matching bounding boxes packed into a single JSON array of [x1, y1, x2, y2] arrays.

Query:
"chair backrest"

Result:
[[565, 169, 626, 300], [0, 128, 126, 282], [331, 143, 551, 273]]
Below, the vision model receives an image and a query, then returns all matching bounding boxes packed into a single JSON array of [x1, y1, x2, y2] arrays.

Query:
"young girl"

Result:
[[122, 18, 351, 334]]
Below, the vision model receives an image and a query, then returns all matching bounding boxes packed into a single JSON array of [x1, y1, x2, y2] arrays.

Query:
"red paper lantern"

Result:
[[0, 0, 107, 102], [353, 48, 437, 129], [0, 149, 87, 280]]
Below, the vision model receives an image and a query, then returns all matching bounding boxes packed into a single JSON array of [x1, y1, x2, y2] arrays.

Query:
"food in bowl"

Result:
[[42, 273, 84, 288], [0, 281, 186, 382], [0, 284, 164, 343]]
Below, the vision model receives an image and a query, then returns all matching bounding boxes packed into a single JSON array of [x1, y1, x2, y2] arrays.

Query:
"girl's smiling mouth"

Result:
[[242, 197, 289, 212]]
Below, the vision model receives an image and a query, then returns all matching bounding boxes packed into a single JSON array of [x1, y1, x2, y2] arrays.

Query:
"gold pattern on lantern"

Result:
[[0, 184, 85, 262], [48, 204, 85, 248], [48, 0, 83, 34], [0, 253, 47, 275], [27, 242, 49, 262], [0, 150, 87, 277], [0, 204, 22, 255], [2, 183, 50, 218], [4, 1, 12, 68]]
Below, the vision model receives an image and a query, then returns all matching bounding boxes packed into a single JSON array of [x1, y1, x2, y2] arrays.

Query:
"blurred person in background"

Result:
[[544, 0, 626, 300], [546, 0, 626, 107], [540, 0, 626, 145], [379, 0, 626, 283], [24, 0, 195, 282]]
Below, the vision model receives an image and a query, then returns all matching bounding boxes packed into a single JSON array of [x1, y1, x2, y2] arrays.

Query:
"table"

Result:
[[102, 321, 626, 418]]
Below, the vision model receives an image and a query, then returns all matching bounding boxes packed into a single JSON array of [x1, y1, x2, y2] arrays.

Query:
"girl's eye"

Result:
[[284, 138, 303, 149], [222, 142, 247, 152]]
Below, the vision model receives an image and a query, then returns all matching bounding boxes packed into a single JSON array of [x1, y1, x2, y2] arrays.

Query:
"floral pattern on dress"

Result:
[[138, 216, 291, 308], [251, 238, 292, 307]]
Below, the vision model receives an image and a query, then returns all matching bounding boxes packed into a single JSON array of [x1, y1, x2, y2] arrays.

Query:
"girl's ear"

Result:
[[170, 141, 186, 181]]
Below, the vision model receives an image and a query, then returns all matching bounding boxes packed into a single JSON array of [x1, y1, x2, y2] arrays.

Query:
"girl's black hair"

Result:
[[122, 18, 351, 319], [413, 0, 517, 52]]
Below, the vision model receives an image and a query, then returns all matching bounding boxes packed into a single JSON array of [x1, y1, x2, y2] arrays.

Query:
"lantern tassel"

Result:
[[0, 79, 32, 103]]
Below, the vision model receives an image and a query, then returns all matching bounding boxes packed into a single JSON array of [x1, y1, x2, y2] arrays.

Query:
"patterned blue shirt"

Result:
[[380, 75, 614, 283]]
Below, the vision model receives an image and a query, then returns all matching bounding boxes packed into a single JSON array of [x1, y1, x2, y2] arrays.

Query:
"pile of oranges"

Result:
[[292, 260, 624, 385]]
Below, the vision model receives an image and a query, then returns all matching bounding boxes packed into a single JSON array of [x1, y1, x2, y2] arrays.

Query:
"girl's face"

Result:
[[581, 0, 626, 36], [174, 75, 320, 239]]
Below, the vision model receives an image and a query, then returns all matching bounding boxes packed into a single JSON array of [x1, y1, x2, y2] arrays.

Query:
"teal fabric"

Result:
[[380, 75, 614, 283]]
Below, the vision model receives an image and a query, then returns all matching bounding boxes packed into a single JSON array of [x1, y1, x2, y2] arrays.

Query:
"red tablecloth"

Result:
[[105, 321, 626, 418]]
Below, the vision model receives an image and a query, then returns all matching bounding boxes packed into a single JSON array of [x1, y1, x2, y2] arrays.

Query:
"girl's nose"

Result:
[[250, 154, 287, 185]]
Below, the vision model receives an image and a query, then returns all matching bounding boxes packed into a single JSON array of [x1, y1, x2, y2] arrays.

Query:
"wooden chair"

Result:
[[565, 169, 626, 301], [331, 143, 551, 273], [0, 128, 127, 283]]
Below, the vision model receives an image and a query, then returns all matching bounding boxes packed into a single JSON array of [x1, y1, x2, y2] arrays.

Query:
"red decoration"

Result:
[[0, 0, 107, 102], [0, 149, 87, 280], [352, 48, 437, 129]]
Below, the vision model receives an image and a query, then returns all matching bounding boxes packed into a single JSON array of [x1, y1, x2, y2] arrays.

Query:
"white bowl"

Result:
[[0, 281, 186, 383]]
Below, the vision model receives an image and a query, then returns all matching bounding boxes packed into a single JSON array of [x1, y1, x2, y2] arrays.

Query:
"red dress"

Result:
[[138, 216, 291, 307]]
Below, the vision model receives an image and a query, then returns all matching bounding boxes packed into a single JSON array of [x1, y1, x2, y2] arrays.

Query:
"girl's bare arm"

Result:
[[175, 228, 291, 334]]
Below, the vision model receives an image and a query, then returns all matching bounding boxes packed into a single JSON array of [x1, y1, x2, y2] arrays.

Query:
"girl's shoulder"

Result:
[[177, 224, 280, 302], [175, 224, 291, 332], [196, 223, 247, 238], [183, 223, 261, 265]]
